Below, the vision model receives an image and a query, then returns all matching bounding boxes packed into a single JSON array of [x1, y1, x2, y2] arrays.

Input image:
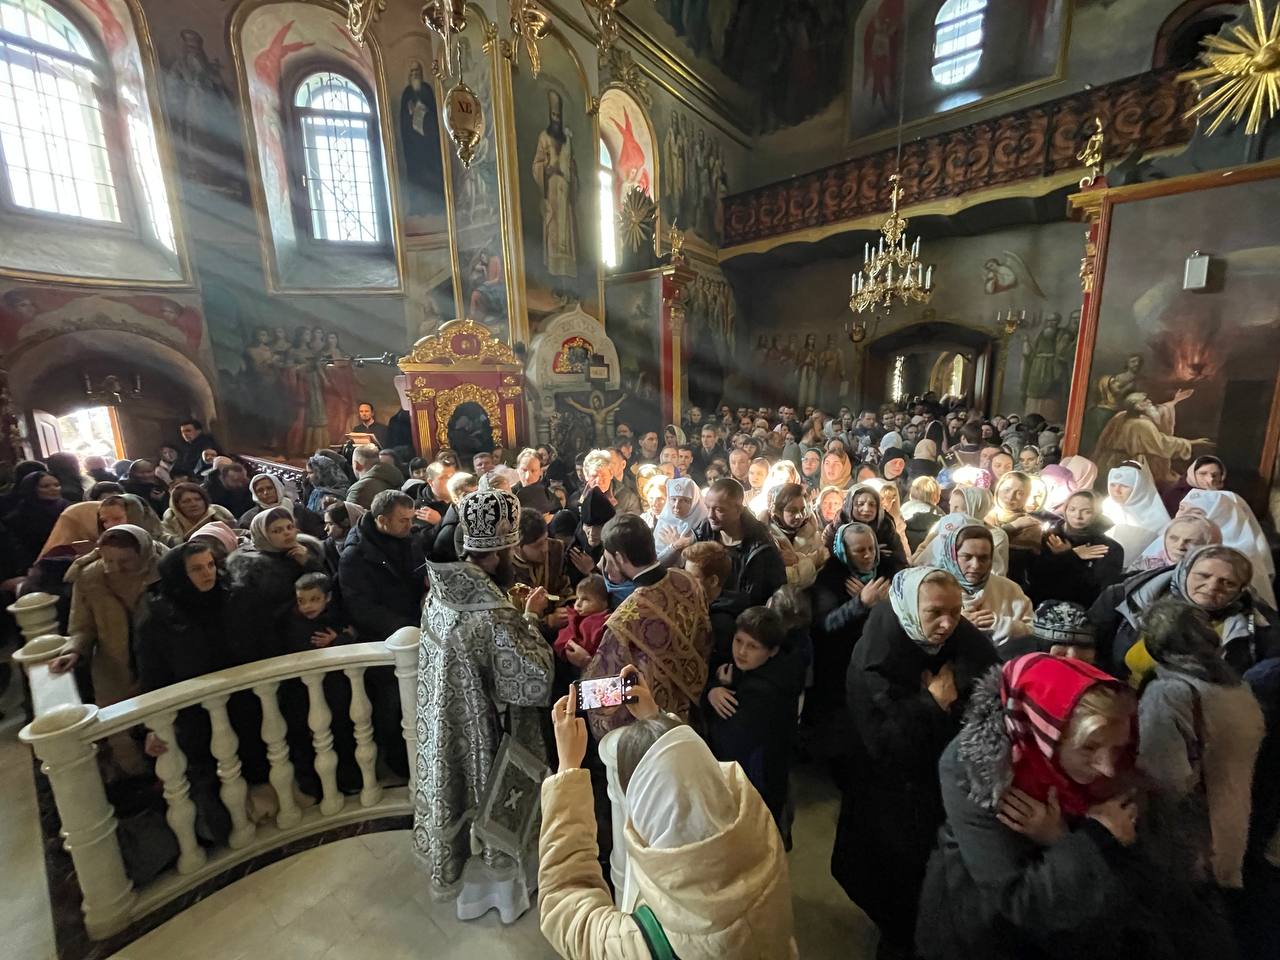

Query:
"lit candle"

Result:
[[926, 266, 933, 288], [864, 241, 870, 262], [83, 373, 93, 394]]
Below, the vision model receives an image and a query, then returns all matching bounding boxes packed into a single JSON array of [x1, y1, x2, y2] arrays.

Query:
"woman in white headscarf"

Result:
[[653, 476, 708, 565], [912, 485, 1010, 576], [1103, 461, 1170, 567], [540, 671, 798, 959], [237, 472, 324, 538], [1178, 488, 1276, 608], [1133, 513, 1222, 572]]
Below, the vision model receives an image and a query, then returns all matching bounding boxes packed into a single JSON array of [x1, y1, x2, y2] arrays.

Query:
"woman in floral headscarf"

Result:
[[936, 524, 1034, 649]]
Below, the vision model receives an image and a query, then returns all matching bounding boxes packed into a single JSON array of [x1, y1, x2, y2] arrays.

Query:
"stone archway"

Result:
[[863, 321, 997, 411], [8, 328, 219, 456]]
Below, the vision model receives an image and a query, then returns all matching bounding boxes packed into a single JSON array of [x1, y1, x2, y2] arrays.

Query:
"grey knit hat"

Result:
[[1032, 600, 1095, 648]]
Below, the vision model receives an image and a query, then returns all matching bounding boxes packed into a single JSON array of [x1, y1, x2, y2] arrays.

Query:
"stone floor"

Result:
[[0, 671, 876, 959]]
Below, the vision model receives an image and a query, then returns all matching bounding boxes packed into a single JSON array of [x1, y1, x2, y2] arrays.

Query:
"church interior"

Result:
[[3, 0, 1280, 957]]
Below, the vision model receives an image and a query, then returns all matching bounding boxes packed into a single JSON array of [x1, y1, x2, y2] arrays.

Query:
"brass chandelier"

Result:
[[850, 174, 933, 313], [850, 4, 933, 315]]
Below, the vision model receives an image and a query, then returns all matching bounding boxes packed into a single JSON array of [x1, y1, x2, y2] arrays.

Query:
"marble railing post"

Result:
[[203, 695, 255, 849], [254, 681, 301, 828], [20, 704, 136, 938], [343, 666, 382, 807], [7, 591, 58, 642], [147, 711, 207, 875], [302, 673, 343, 816], [386, 627, 420, 794]]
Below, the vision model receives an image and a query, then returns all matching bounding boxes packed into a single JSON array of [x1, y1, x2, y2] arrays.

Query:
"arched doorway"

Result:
[[865, 321, 996, 411], [8, 329, 218, 458]]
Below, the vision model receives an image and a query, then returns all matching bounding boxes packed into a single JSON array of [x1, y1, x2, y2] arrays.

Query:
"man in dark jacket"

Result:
[[346, 443, 404, 509], [176, 419, 219, 475], [339, 489, 425, 777], [206, 461, 255, 517], [689, 425, 726, 484], [692, 479, 785, 609]]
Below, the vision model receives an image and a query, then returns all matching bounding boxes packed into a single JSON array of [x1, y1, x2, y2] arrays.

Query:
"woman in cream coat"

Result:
[[539, 669, 797, 959]]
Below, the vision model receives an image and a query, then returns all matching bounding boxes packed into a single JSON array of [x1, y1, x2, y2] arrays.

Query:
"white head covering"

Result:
[[622, 724, 737, 912], [890, 566, 952, 648], [250, 473, 294, 514], [1103, 462, 1169, 566], [919, 513, 1009, 577], [653, 477, 707, 546], [1179, 489, 1276, 607], [1135, 513, 1222, 570], [879, 431, 903, 454]]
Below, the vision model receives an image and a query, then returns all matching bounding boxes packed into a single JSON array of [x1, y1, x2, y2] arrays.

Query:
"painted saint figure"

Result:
[[1081, 354, 1144, 457], [1092, 389, 1211, 485], [399, 60, 445, 218], [1021, 313, 1076, 421], [796, 333, 820, 411], [817, 333, 846, 412], [532, 89, 579, 280]]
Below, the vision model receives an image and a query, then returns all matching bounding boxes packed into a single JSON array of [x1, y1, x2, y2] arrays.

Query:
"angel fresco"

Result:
[[983, 252, 1046, 297]]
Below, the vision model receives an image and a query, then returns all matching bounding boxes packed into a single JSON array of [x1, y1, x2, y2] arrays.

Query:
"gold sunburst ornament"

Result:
[[1179, 0, 1280, 136], [617, 187, 656, 254]]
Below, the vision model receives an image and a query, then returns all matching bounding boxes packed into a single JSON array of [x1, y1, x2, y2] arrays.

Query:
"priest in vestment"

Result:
[[582, 514, 711, 742], [412, 488, 553, 923]]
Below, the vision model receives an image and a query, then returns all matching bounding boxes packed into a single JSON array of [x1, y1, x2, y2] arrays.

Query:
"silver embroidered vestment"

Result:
[[411, 560, 553, 922]]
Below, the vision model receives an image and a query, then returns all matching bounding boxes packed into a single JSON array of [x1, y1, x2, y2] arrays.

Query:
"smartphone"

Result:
[[576, 675, 635, 712]]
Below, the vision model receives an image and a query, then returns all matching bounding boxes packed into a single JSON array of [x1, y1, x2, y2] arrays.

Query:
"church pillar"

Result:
[[661, 259, 695, 427]]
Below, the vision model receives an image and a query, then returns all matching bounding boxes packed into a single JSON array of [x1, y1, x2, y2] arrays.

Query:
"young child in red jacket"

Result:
[[554, 574, 609, 670]]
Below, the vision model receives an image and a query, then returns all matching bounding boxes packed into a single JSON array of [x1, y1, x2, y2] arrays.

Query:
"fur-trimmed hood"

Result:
[[953, 665, 1011, 813]]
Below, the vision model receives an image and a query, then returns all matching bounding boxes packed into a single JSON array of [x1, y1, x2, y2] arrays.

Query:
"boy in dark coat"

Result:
[[703, 607, 804, 829]]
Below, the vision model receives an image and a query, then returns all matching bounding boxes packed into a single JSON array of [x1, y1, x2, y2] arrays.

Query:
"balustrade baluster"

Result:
[[203, 695, 255, 848], [302, 673, 343, 815], [254, 681, 302, 828], [343, 666, 382, 806], [20, 704, 136, 939], [147, 711, 207, 874], [386, 628, 421, 794]]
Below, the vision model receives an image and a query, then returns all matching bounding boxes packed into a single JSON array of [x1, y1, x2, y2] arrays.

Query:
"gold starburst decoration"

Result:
[[617, 186, 656, 254], [1179, 0, 1280, 136]]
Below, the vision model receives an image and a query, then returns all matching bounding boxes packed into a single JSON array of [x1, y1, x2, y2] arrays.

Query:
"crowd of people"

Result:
[[1, 393, 1278, 959]]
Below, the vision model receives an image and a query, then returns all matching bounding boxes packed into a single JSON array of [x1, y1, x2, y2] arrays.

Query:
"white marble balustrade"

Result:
[[8, 594, 421, 941]]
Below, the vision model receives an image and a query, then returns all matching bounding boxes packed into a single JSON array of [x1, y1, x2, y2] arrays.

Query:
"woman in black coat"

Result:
[[825, 482, 909, 570], [806, 521, 900, 732], [4, 470, 69, 572], [225, 507, 325, 662], [833, 567, 999, 957], [1027, 490, 1124, 608], [135, 543, 239, 845]]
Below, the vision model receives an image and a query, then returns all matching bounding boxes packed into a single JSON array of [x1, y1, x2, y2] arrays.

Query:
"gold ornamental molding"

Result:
[[400, 318, 520, 367], [433, 382, 503, 446]]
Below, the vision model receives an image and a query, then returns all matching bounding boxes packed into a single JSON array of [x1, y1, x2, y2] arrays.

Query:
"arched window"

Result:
[[292, 70, 385, 244], [932, 0, 987, 86], [0, 0, 121, 222], [598, 139, 617, 268]]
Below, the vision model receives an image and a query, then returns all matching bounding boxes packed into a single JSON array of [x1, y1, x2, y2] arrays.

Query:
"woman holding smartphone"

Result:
[[539, 666, 799, 959]]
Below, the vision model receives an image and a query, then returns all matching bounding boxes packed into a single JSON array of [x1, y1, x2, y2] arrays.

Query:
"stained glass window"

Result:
[[932, 0, 987, 86], [0, 0, 120, 222], [294, 71, 381, 243]]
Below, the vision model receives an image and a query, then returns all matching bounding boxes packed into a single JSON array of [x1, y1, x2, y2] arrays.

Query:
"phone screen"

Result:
[[576, 675, 633, 711]]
